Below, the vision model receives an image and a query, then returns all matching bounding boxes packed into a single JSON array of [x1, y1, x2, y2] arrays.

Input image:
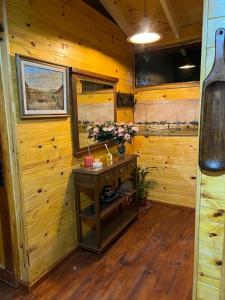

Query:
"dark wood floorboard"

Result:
[[0, 202, 195, 300]]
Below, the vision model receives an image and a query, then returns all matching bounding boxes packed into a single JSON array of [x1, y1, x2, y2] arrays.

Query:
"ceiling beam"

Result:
[[99, 0, 133, 37], [159, 0, 180, 39]]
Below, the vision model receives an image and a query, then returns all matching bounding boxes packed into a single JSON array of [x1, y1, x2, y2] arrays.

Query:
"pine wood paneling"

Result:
[[7, 0, 134, 284], [197, 282, 220, 300], [194, 1, 225, 299], [134, 84, 199, 208]]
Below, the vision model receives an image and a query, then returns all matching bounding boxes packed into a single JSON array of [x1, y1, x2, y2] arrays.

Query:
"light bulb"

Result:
[[127, 32, 162, 44]]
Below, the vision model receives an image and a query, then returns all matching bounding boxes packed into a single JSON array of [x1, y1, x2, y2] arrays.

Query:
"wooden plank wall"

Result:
[[194, 1, 225, 299], [133, 83, 199, 208], [6, 0, 134, 284]]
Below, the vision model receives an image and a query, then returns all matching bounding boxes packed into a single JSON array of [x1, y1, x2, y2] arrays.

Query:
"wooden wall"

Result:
[[194, 1, 225, 299], [133, 83, 199, 208], [6, 0, 134, 284]]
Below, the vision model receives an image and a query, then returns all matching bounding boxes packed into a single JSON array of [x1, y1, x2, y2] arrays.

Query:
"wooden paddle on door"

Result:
[[199, 28, 225, 171]]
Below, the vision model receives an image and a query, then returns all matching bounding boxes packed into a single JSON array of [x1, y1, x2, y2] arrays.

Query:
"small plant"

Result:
[[138, 166, 157, 208]]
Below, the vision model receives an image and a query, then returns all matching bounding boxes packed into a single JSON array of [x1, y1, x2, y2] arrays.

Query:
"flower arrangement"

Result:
[[87, 121, 139, 144]]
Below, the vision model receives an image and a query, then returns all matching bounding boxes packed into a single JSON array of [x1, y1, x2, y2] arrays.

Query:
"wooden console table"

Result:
[[73, 155, 138, 255]]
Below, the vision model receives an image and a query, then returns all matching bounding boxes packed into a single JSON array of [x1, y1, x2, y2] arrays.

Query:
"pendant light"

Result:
[[178, 64, 196, 70], [127, 0, 162, 45], [178, 49, 196, 70]]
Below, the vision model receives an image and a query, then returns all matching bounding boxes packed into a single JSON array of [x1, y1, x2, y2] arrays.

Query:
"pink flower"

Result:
[[118, 122, 125, 126], [118, 127, 125, 133], [125, 133, 131, 141], [93, 127, 99, 133], [108, 126, 115, 131], [128, 122, 133, 126]]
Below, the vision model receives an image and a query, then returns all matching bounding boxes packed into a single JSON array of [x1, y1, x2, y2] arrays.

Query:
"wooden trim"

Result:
[[159, 0, 180, 39], [99, 0, 133, 37], [72, 68, 118, 83], [0, 141, 16, 282], [135, 81, 200, 92], [18, 247, 78, 293], [71, 68, 118, 156], [0, 268, 17, 287], [150, 200, 195, 211], [221, 227, 225, 300], [0, 1, 29, 283], [192, 0, 209, 298], [135, 38, 202, 52]]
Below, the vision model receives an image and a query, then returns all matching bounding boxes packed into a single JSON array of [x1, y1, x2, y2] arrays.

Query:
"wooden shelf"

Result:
[[80, 189, 137, 220], [79, 208, 138, 253]]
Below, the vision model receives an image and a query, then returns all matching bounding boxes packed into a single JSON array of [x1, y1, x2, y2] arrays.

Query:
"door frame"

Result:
[[0, 140, 17, 285], [0, 0, 29, 286]]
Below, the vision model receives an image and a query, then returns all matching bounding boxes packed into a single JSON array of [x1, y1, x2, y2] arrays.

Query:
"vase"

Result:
[[117, 143, 126, 159]]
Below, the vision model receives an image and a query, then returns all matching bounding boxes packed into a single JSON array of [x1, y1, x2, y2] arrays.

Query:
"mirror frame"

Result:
[[71, 68, 118, 156]]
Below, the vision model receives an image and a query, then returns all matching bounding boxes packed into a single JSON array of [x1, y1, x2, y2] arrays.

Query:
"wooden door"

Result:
[[0, 140, 17, 286]]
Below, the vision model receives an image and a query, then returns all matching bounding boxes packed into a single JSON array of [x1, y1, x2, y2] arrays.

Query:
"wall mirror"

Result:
[[72, 69, 118, 155]]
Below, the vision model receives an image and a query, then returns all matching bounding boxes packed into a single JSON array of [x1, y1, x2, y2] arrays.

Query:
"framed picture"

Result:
[[16, 54, 70, 118]]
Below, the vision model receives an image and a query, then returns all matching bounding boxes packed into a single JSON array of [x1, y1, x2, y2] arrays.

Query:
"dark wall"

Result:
[[135, 43, 201, 87]]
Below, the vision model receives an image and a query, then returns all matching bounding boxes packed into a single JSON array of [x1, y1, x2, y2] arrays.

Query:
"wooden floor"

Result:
[[0, 202, 195, 300]]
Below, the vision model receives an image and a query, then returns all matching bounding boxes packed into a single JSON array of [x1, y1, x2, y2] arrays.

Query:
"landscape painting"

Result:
[[16, 55, 69, 118], [134, 99, 199, 136]]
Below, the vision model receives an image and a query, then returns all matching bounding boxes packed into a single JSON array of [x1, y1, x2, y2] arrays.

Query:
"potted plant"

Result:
[[138, 166, 156, 209]]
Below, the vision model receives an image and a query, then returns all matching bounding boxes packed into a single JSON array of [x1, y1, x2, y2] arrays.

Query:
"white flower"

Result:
[[132, 126, 139, 132]]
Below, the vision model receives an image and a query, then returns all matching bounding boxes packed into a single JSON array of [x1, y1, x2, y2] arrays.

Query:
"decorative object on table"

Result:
[[114, 122, 138, 159], [93, 159, 103, 169], [84, 146, 94, 167], [118, 180, 134, 206], [100, 185, 120, 204], [87, 121, 138, 158], [16, 54, 69, 118], [199, 28, 225, 171], [117, 143, 126, 159], [134, 98, 199, 137], [138, 166, 156, 209], [104, 144, 113, 166], [117, 92, 136, 108]]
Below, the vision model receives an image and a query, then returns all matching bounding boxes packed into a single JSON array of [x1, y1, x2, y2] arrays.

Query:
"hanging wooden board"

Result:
[[199, 28, 225, 171]]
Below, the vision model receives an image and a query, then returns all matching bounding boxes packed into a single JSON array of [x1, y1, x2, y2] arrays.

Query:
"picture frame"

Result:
[[16, 54, 70, 118]]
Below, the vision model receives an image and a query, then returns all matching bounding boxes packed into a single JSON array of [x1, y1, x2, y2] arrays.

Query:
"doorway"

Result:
[[0, 133, 17, 286]]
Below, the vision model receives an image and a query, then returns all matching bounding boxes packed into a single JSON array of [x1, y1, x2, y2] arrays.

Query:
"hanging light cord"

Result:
[[144, 0, 147, 17]]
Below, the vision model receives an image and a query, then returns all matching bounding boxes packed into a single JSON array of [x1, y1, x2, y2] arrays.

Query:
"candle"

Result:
[[84, 156, 94, 167]]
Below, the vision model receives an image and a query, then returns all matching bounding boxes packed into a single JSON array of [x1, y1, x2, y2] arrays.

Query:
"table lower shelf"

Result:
[[79, 208, 138, 254], [79, 189, 137, 220]]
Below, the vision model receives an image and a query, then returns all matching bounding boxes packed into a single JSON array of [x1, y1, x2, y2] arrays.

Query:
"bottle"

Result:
[[105, 144, 113, 166], [107, 152, 113, 166]]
